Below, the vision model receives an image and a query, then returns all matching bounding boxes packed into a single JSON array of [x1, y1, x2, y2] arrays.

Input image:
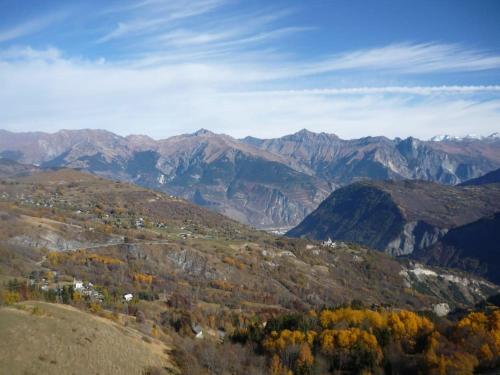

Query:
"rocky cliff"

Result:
[[413, 212, 500, 284]]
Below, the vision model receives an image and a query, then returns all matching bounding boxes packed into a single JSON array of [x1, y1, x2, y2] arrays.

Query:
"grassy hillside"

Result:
[[0, 301, 177, 375]]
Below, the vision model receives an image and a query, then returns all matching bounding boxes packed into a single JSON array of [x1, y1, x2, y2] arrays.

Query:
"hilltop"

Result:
[[287, 179, 500, 255]]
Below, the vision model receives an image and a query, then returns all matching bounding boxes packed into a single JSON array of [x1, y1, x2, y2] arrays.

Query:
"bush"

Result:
[[2, 291, 20, 305]]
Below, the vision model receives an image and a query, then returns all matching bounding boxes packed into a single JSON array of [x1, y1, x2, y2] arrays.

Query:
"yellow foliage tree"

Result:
[[295, 343, 314, 374], [133, 273, 153, 284], [263, 330, 317, 353], [270, 354, 291, 375]]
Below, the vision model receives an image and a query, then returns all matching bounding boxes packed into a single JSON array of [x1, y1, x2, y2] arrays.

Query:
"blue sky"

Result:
[[0, 0, 500, 139]]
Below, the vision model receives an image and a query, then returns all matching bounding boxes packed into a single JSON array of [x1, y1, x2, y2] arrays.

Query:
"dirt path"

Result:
[[61, 239, 172, 252]]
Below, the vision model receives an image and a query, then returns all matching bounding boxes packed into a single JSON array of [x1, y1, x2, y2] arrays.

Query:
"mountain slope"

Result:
[[0, 158, 39, 178], [413, 213, 500, 284], [460, 167, 500, 186], [0, 301, 178, 375], [287, 180, 500, 256]]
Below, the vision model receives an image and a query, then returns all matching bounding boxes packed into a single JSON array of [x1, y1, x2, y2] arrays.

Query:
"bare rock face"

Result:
[[432, 303, 450, 317], [385, 221, 448, 257]]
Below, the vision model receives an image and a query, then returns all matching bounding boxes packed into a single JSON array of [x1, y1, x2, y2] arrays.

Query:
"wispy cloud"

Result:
[[241, 85, 500, 96], [294, 43, 500, 76], [98, 0, 229, 43], [1, 46, 500, 140], [0, 12, 65, 43]]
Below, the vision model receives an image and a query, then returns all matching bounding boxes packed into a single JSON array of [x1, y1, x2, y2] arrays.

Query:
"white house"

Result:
[[192, 323, 204, 339], [322, 238, 338, 248], [73, 279, 84, 290], [124, 293, 133, 302]]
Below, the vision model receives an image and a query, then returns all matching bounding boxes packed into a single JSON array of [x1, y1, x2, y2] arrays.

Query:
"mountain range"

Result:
[[1, 128, 500, 229]]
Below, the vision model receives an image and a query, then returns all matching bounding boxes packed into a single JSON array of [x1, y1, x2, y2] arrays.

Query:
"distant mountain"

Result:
[[2, 128, 500, 228], [0, 129, 330, 228], [287, 180, 500, 256], [460, 167, 500, 186], [0, 158, 39, 178], [413, 213, 500, 284], [243, 130, 500, 185]]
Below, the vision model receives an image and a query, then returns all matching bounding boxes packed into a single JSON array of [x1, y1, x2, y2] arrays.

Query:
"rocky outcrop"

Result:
[[385, 221, 448, 256], [6, 233, 123, 252]]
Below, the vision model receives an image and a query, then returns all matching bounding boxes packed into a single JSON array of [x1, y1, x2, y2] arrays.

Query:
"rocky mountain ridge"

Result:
[[1, 128, 500, 228]]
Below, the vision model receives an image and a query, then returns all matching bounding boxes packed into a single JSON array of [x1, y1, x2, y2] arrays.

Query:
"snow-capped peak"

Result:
[[487, 132, 500, 139], [430, 134, 487, 142]]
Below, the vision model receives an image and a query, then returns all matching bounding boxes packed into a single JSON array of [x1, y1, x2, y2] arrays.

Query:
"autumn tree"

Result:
[[294, 343, 314, 375]]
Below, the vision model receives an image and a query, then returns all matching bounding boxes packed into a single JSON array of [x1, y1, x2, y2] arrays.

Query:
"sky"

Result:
[[0, 0, 500, 140]]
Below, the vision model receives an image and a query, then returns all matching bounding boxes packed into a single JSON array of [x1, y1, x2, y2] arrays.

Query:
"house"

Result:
[[124, 293, 133, 302], [322, 238, 338, 248], [192, 323, 204, 339], [135, 218, 145, 228], [73, 279, 84, 290]]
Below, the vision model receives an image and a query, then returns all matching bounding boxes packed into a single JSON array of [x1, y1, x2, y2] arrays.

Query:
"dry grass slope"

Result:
[[0, 301, 178, 375]]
